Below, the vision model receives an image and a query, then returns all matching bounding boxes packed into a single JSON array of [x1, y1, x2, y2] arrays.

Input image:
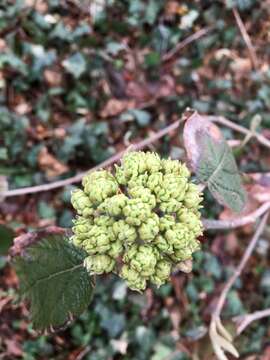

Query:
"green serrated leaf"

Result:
[[13, 235, 94, 331], [183, 112, 247, 212]]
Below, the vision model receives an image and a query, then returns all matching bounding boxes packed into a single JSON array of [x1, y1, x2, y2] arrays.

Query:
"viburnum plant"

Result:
[[11, 112, 250, 359], [71, 151, 203, 291]]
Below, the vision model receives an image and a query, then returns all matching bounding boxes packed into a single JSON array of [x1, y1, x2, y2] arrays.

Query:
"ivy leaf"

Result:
[[0, 224, 14, 255], [13, 234, 94, 332], [62, 53, 87, 79], [183, 111, 247, 212]]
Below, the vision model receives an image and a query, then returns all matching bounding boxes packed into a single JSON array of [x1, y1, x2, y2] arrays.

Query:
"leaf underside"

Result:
[[197, 132, 246, 212], [13, 235, 94, 332], [183, 112, 247, 212]]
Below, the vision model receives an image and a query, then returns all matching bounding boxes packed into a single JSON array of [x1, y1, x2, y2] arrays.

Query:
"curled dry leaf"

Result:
[[209, 317, 239, 360], [183, 111, 247, 213]]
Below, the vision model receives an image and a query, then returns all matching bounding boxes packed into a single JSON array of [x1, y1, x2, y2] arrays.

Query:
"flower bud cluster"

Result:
[[71, 151, 203, 291]]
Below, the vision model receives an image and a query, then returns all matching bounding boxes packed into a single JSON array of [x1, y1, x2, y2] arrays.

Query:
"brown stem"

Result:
[[203, 201, 270, 230], [3, 121, 180, 198], [234, 307, 270, 335], [232, 7, 259, 70], [212, 211, 269, 319], [162, 27, 213, 62]]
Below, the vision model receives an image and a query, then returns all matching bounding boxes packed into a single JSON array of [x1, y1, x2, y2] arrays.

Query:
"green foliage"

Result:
[[198, 132, 246, 212], [0, 224, 14, 255], [1, 0, 270, 358], [13, 235, 94, 331]]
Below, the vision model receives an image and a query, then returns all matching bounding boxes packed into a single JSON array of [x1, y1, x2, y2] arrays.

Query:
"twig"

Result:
[[233, 307, 270, 335], [232, 8, 259, 70], [207, 115, 270, 150], [75, 346, 91, 360], [3, 113, 270, 199], [3, 121, 180, 198], [213, 211, 269, 319], [209, 212, 269, 360], [203, 201, 270, 230], [162, 26, 213, 62]]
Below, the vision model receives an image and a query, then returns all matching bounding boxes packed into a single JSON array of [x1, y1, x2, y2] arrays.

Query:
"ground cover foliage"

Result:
[[1, 0, 270, 359]]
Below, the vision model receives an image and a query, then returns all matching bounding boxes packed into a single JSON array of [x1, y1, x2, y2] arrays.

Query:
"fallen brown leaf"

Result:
[[100, 99, 135, 118], [4, 339, 23, 357], [247, 184, 270, 203], [44, 68, 63, 87], [38, 147, 68, 178]]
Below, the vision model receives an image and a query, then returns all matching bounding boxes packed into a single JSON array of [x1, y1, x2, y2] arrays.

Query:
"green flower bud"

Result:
[[159, 199, 181, 213], [150, 259, 171, 287], [94, 215, 114, 228], [161, 173, 188, 202], [128, 186, 156, 209], [165, 223, 191, 247], [120, 264, 146, 291], [71, 189, 94, 217], [124, 244, 158, 277], [146, 172, 163, 193], [72, 235, 83, 247], [114, 165, 127, 185], [138, 213, 159, 242], [153, 235, 174, 254], [165, 224, 200, 262], [162, 159, 190, 178], [144, 152, 161, 173], [159, 215, 176, 232], [107, 240, 123, 258], [117, 151, 148, 183], [123, 199, 151, 226], [72, 216, 94, 241], [170, 238, 200, 262], [82, 170, 114, 186], [84, 254, 115, 275], [127, 173, 148, 189], [184, 183, 203, 209], [71, 151, 203, 291], [177, 208, 203, 237], [112, 220, 137, 244], [83, 225, 113, 254], [98, 194, 128, 216], [83, 171, 119, 205]]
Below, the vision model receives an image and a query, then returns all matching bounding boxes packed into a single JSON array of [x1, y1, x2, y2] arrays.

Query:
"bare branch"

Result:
[[232, 8, 259, 70], [234, 308, 270, 335], [162, 27, 213, 63], [3, 113, 270, 200], [209, 212, 269, 360], [213, 211, 269, 319], [203, 201, 270, 230], [3, 120, 180, 198], [207, 115, 270, 150]]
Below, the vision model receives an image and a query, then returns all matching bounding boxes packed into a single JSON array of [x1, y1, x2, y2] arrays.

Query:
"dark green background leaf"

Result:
[[0, 224, 14, 255], [183, 112, 247, 212], [13, 235, 94, 331]]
